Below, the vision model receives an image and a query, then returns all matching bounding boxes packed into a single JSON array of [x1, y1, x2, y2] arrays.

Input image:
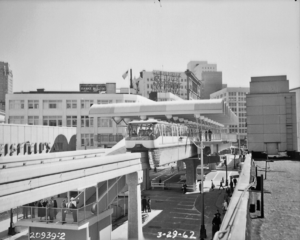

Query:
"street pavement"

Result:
[[251, 160, 300, 240]]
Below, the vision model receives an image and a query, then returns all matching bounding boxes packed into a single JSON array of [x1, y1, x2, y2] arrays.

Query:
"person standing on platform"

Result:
[[51, 197, 58, 220], [47, 199, 54, 222], [208, 129, 212, 141], [69, 197, 79, 223], [61, 199, 67, 224]]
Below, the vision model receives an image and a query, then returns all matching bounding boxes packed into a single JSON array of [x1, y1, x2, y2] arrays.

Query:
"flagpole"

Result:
[[129, 69, 133, 95]]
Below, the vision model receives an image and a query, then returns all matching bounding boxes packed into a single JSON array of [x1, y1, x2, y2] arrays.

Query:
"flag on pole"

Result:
[[122, 70, 129, 80]]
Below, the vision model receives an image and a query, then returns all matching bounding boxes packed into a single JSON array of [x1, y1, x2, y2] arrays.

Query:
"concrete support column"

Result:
[[126, 171, 144, 240], [143, 168, 150, 190], [183, 159, 199, 191], [210, 144, 214, 154]]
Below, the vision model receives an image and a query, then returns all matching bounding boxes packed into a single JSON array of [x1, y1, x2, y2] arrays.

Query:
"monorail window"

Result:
[[128, 123, 156, 137]]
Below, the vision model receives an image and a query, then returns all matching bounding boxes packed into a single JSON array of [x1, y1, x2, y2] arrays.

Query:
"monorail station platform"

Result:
[[89, 99, 238, 192]]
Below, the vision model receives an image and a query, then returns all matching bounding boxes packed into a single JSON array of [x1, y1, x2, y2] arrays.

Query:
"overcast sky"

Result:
[[0, 0, 299, 92]]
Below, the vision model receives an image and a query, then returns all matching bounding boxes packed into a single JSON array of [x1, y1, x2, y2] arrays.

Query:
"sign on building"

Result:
[[79, 84, 106, 93]]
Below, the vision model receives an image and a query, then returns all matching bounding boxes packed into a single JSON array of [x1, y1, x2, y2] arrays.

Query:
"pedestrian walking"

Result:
[[142, 196, 147, 213], [212, 212, 222, 239], [219, 180, 224, 190], [211, 180, 215, 191], [147, 197, 151, 212], [233, 178, 237, 187]]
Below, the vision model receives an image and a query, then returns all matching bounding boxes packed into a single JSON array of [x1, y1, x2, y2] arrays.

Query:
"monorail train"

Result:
[[125, 119, 201, 151]]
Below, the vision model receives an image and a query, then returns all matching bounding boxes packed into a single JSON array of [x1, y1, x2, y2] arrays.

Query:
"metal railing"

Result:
[[16, 204, 95, 225], [213, 164, 256, 240]]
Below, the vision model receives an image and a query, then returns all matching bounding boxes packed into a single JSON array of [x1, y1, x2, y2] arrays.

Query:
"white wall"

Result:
[[0, 124, 76, 156]]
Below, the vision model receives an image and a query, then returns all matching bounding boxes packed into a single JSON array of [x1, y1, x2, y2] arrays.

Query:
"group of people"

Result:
[[23, 196, 79, 224], [141, 196, 151, 213], [23, 197, 58, 222]]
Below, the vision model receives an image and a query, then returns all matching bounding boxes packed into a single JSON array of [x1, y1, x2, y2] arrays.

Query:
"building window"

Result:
[[43, 100, 62, 109], [81, 100, 94, 108], [67, 116, 77, 127], [81, 134, 94, 147], [97, 118, 113, 127], [9, 116, 25, 124], [28, 100, 39, 109], [125, 100, 135, 103], [28, 116, 39, 125], [97, 100, 112, 104], [9, 100, 24, 109], [43, 116, 62, 126], [81, 116, 93, 127], [66, 100, 77, 109]]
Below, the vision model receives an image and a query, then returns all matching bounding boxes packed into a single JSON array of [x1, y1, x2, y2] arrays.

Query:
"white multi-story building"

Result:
[[133, 70, 201, 100], [5, 89, 152, 150], [210, 87, 249, 143]]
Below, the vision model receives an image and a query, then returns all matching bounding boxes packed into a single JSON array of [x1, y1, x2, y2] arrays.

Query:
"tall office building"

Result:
[[187, 61, 222, 99], [0, 62, 13, 111], [210, 87, 249, 144]]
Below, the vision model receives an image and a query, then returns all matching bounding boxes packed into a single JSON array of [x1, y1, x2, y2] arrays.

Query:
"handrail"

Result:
[[213, 177, 256, 240]]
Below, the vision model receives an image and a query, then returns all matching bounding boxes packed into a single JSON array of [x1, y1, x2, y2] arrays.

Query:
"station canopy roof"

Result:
[[89, 99, 238, 126]]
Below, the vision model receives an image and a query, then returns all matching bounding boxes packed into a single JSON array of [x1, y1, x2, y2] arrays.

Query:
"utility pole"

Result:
[[198, 117, 206, 240]]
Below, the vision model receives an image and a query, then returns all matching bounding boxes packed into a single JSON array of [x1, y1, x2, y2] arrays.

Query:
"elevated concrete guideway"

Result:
[[89, 98, 238, 125], [0, 149, 143, 212]]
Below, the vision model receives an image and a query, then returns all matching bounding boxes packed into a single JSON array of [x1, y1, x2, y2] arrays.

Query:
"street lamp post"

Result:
[[225, 158, 228, 186]]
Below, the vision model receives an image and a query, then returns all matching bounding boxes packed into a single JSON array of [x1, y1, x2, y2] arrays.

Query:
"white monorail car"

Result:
[[125, 119, 200, 151]]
